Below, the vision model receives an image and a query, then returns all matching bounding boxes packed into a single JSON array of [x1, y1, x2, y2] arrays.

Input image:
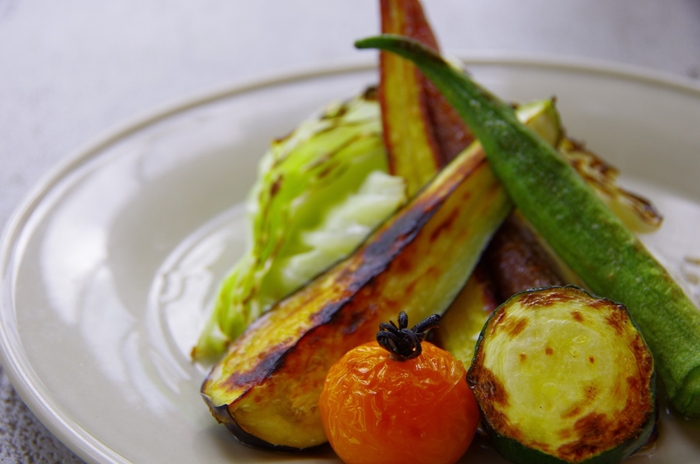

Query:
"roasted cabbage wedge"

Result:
[[202, 133, 511, 450], [468, 286, 656, 464], [192, 89, 406, 363]]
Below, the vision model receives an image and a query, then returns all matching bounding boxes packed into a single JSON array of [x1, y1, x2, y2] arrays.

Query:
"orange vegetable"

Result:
[[319, 312, 480, 464]]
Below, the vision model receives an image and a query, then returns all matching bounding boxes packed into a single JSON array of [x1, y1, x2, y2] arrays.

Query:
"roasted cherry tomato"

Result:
[[319, 312, 480, 464]]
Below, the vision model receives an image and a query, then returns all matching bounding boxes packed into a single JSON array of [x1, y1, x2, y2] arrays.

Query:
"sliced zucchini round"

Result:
[[467, 286, 655, 464]]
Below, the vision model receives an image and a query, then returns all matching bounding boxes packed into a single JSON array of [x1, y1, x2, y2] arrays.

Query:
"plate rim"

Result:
[[2, 54, 700, 464]]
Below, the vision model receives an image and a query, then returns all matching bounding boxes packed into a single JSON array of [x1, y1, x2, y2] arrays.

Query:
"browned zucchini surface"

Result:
[[468, 286, 655, 463]]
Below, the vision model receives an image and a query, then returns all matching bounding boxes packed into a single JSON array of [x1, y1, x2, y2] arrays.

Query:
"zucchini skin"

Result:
[[469, 286, 656, 464], [484, 426, 654, 464], [355, 35, 700, 417]]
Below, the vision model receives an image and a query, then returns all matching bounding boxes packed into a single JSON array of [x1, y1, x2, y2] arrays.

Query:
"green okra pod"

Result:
[[355, 33, 700, 417]]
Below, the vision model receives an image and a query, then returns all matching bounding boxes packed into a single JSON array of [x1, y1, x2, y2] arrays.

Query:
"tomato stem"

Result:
[[376, 311, 441, 361]]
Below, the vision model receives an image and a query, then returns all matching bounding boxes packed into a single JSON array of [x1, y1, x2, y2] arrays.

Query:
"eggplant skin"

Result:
[[201, 140, 511, 449], [203, 398, 320, 452], [468, 286, 655, 464]]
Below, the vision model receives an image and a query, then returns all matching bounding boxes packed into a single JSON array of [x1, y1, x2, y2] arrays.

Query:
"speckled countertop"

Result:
[[1, 1, 699, 462]]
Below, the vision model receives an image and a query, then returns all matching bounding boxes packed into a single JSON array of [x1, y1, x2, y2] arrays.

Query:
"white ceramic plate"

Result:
[[2, 58, 700, 463]]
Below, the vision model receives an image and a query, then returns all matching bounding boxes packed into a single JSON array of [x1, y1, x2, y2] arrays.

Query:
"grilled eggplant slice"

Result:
[[468, 286, 655, 464], [201, 137, 511, 449]]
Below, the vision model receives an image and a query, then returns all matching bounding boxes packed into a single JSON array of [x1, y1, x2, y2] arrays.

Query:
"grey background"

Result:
[[1, 1, 699, 462]]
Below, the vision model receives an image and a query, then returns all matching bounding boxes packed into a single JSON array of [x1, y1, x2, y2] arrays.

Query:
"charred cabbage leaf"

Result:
[[192, 90, 406, 362]]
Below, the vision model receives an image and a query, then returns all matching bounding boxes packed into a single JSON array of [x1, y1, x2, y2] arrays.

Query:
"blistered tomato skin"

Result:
[[319, 341, 479, 464]]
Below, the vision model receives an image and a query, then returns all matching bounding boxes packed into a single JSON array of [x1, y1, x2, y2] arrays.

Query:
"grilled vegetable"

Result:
[[559, 138, 663, 233], [319, 312, 479, 464], [378, 0, 493, 370], [468, 286, 656, 463], [379, 0, 473, 194], [355, 34, 700, 417], [192, 90, 406, 362], [433, 100, 561, 365], [437, 212, 579, 366], [201, 135, 510, 449], [484, 213, 568, 302], [379, 0, 444, 193], [380, 1, 565, 362], [434, 264, 498, 365]]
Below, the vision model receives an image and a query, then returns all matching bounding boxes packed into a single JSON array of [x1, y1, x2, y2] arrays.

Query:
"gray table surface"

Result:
[[2, 1, 699, 462]]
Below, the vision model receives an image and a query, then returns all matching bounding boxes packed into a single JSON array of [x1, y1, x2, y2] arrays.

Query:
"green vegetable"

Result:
[[355, 34, 700, 417], [558, 137, 663, 234], [202, 136, 512, 449], [468, 286, 655, 464], [437, 98, 564, 365], [192, 89, 406, 363]]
